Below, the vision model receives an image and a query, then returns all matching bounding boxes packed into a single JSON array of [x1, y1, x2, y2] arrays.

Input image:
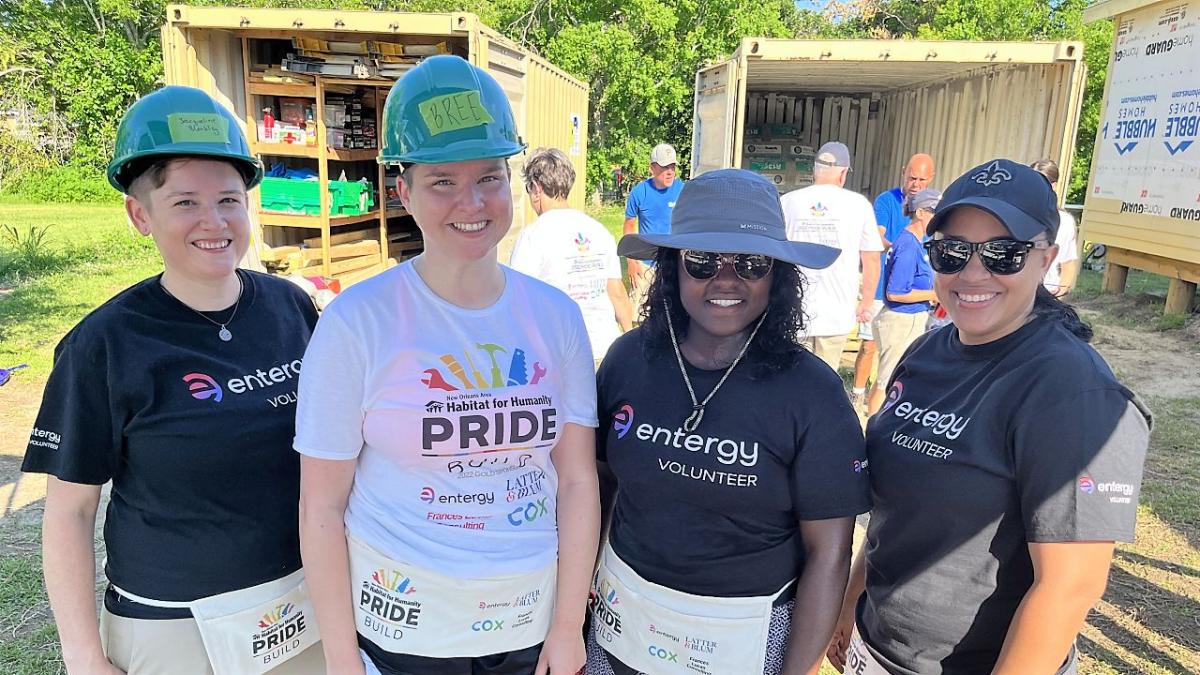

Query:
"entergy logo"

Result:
[[183, 373, 223, 402], [419, 486, 435, 503], [613, 404, 634, 439], [1078, 475, 1096, 494], [881, 380, 903, 413]]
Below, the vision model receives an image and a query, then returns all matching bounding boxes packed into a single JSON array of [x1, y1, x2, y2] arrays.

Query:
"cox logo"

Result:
[[183, 373, 223, 402], [1079, 475, 1096, 494], [419, 487, 435, 503], [648, 646, 678, 662], [507, 497, 549, 526], [613, 404, 634, 439], [472, 619, 504, 632]]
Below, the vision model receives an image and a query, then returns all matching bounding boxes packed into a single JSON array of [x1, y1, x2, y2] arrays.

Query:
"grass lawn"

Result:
[[1, 202, 1197, 674]]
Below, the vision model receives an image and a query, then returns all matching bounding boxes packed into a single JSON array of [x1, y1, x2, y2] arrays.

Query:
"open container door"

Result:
[[691, 58, 741, 177]]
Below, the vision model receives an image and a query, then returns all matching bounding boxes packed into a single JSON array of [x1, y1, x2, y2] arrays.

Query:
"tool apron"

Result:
[[348, 533, 557, 658], [590, 543, 790, 675], [110, 569, 319, 674], [846, 629, 893, 675]]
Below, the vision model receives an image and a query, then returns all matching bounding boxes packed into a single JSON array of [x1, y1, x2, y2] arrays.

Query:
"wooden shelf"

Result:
[[331, 210, 381, 227], [259, 209, 380, 229], [321, 77, 395, 89], [248, 81, 317, 97], [328, 148, 378, 162], [254, 143, 319, 158], [386, 206, 409, 218]]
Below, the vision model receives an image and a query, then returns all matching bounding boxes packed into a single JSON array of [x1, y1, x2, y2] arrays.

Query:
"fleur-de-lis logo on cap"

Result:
[[971, 161, 1013, 187]]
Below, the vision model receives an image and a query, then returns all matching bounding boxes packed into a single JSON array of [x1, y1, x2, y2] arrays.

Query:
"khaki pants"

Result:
[[628, 266, 656, 320], [802, 334, 849, 372], [873, 308, 929, 390], [100, 606, 326, 675]]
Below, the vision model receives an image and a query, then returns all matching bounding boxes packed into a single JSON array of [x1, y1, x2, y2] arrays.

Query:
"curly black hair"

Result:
[[638, 247, 808, 377]]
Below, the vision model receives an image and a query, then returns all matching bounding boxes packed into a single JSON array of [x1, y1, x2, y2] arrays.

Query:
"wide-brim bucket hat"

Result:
[[618, 168, 840, 269]]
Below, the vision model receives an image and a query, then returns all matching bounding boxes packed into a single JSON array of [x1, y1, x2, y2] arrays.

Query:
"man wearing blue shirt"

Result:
[[624, 143, 684, 313], [851, 153, 934, 412]]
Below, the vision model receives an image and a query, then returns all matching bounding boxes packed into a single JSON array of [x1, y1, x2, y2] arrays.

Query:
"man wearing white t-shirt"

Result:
[[1031, 159, 1080, 296], [510, 147, 633, 363], [780, 141, 883, 372]]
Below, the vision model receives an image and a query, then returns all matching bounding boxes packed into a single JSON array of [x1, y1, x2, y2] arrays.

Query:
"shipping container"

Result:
[[692, 39, 1086, 202], [160, 4, 588, 283], [1083, 0, 1200, 314]]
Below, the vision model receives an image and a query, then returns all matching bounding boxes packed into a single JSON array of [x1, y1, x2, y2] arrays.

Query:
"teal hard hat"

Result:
[[107, 85, 263, 193], [379, 55, 526, 165]]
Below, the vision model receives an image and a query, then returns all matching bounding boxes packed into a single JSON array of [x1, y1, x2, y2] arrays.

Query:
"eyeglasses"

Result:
[[924, 238, 1050, 276], [679, 250, 774, 281]]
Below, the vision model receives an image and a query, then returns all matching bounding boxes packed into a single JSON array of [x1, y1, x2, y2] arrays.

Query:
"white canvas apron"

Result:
[[110, 569, 319, 674], [347, 533, 556, 658], [846, 630, 893, 675], [590, 543, 789, 675]]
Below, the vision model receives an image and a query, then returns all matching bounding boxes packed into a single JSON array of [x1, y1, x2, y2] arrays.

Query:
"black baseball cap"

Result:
[[927, 159, 1059, 241]]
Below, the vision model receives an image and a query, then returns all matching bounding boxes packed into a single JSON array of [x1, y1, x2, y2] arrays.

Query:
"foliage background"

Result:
[[0, 0, 1112, 202]]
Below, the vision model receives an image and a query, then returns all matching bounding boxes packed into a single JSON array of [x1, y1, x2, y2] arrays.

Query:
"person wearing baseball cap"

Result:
[[623, 143, 684, 316], [25, 85, 325, 673], [296, 56, 599, 675], [864, 187, 940, 415], [589, 169, 871, 675], [780, 140, 883, 373], [828, 159, 1151, 675]]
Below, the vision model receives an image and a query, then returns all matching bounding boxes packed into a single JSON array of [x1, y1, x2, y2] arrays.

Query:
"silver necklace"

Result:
[[160, 274, 243, 342], [664, 298, 767, 432]]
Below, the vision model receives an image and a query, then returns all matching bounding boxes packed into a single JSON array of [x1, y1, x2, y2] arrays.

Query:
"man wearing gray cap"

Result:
[[779, 141, 883, 372], [624, 143, 684, 315]]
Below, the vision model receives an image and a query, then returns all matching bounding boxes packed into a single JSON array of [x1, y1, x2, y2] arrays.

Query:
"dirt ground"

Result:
[[1, 292, 1197, 674]]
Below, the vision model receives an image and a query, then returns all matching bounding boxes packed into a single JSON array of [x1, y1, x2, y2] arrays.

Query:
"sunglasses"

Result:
[[924, 238, 1050, 276], [679, 250, 774, 281]]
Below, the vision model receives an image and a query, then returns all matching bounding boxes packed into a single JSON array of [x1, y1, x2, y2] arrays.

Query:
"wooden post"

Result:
[[1102, 260, 1129, 295], [1165, 278, 1197, 314]]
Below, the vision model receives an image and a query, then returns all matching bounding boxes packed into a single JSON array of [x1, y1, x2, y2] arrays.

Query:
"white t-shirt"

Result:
[[508, 209, 622, 360], [293, 261, 598, 578], [1043, 209, 1079, 293], [780, 184, 884, 337]]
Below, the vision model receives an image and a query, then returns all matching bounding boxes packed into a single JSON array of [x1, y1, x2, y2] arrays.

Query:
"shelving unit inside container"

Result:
[[240, 33, 465, 285]]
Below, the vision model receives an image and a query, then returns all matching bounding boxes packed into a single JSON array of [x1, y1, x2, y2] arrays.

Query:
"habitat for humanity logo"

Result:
[[421, 342, 547, 392], [810, 202, 828, 217], [258, 602, 295, 629], [183, 373, 223, 402], [372, 569, 416, 595], [612, 404, 634, 439], [574, 233, 591, 253]]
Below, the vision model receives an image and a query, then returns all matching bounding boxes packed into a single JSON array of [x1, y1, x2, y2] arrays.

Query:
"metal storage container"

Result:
[[160, 4, 588, 282], [692, 38, 1086, 202]]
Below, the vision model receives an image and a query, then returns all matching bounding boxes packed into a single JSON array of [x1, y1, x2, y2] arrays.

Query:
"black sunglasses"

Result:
[[679, 250, 774, 281], [923, 238, 1050, 276]]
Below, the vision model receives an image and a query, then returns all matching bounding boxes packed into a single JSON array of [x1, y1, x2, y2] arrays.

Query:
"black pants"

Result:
[[360, 635, 543, 675]]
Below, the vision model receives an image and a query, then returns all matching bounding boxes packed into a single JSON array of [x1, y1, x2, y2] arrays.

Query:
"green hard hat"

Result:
[[107, 85, 263, 193], [379, 55, 525, 165]]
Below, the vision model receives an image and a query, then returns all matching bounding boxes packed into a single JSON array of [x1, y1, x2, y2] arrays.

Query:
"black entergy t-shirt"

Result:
[[859, 317, 1151, 674], [23, 270, 318, 611], [597, 329, 871, 597]]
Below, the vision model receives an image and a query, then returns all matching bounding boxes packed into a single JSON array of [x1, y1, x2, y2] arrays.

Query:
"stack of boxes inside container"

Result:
[[742, 92, 878, 196], [324, 93, 377, 150]]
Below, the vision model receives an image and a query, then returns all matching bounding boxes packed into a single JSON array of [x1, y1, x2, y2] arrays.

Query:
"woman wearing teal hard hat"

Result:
[[295, 55, 599, 675], [24, 85, 323, 673]]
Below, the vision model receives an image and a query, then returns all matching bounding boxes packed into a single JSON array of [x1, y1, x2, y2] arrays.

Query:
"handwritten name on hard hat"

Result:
[[419, 91, 494, 135]]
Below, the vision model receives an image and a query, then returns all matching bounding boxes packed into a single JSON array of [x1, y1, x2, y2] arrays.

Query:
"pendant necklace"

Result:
[[160, 273, 243, 342], [664, 298, 767, 432]]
